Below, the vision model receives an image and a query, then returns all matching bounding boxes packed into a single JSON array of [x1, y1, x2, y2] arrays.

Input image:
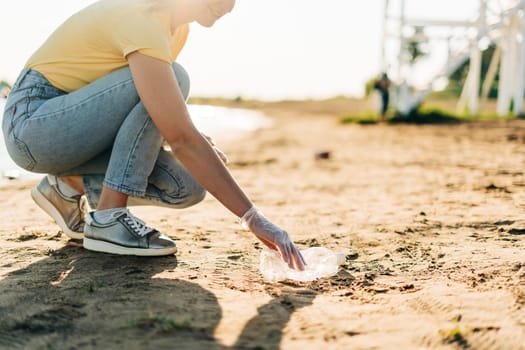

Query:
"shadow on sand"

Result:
[[0, 245, 316, 349]]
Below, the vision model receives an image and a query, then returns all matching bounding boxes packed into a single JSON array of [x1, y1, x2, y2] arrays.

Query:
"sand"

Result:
[[0, 99, 524, 349]]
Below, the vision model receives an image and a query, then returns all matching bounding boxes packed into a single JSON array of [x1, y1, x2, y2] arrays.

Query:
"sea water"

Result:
[[0, 99, 272, 183], [189, 104, 272, 137]]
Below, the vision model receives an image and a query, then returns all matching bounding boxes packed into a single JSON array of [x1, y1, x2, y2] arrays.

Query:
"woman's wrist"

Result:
[[240, 206, 258, 229]]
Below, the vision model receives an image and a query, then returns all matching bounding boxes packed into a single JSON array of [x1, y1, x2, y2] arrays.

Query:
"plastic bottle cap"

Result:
[[336, 252, 346, 266]]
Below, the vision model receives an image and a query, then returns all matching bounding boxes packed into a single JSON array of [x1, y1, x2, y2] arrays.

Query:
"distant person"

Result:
[[2, 0, 305, 270], [374, 73, 391, 120]]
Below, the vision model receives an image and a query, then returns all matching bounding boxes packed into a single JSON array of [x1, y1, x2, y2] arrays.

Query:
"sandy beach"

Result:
[[0, 98, 524, 349]]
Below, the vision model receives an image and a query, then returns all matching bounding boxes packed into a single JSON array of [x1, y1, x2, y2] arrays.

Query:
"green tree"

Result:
[[364, 76, 378, 97], [0, 80, 11, 89], [405, 26, 429, 65], [435, 44, 499, 98]]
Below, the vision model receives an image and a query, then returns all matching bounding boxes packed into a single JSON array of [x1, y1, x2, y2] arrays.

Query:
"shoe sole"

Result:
[[31, 187, 84, 240], [83, 237, 177, 257]]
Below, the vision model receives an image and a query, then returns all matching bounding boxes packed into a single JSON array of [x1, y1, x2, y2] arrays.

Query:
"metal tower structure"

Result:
[[382, 0, 525, 116]]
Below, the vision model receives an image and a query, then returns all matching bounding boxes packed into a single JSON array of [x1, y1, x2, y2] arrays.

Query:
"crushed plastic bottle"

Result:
[[259, 247, 346, 282]]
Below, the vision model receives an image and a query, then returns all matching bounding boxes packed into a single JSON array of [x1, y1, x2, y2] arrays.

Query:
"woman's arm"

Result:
[[127, 52, 252, 217], [127, 52, 305, 269]]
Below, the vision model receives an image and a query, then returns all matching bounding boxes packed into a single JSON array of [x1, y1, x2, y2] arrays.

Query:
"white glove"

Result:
[[241, 207, 306, 270]]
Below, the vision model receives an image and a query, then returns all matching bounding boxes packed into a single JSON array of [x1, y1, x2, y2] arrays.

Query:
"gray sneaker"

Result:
[[83, 209, 177, 256], [31, 175, 86, 239]]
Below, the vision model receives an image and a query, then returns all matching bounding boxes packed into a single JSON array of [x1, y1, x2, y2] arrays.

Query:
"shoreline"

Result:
[[188, 95, 510, 121]]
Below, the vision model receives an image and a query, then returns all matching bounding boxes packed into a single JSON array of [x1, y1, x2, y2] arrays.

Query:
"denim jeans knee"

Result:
[[169, 180, 206, 208]]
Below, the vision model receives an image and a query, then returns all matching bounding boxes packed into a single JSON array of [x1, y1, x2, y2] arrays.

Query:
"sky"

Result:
[[0, 0, 482, 100]]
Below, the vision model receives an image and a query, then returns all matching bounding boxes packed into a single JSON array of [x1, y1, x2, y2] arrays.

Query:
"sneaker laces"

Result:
[[119, 210, 156, 237], [78, 197, 87, 219], [70, 196, 87, 232]]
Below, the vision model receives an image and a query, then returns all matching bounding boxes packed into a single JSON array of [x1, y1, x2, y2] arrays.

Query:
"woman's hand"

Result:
[[241, 207, 306, 270], [201, 133, 229, 164]]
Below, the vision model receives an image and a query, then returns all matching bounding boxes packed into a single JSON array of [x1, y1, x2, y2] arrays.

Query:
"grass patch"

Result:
[[340, 113, 380, 125], [337, 97, 522, 125], [84, 280, 104, 293], [340, 107, 464, 125], [128, 313, 192, 333], [441, 325, 470, 348], [388, 108, 463, 124]]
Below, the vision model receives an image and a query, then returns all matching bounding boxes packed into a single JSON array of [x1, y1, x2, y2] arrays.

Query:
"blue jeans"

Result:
[[2, 63, 206, 209]]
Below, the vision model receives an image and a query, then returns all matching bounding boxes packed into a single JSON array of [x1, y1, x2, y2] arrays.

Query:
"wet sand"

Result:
[[0, 99, 524, 349]]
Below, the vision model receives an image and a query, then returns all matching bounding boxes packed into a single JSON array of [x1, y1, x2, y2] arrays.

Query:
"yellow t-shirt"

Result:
[[26, 0, 189, 92]]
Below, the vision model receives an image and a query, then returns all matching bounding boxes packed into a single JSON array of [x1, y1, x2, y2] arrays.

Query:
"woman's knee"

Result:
[[153, 176, 206, 209], [178, 181, 206, 207], [171, 62, 190, 101]]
